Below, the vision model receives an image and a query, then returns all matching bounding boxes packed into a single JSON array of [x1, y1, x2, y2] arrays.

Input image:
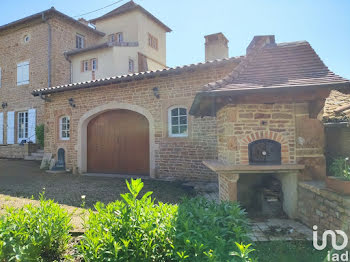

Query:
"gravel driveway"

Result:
[[0, 159, 194, 230]]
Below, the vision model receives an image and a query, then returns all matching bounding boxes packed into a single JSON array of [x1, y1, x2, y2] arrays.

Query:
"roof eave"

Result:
[[190, 82, 350, 117], [32, 57, 242, 96], [0, 8, 105, 36]]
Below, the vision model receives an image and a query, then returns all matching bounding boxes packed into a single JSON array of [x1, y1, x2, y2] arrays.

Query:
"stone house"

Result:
[[323, 90, 350, 163], [33, 34, 350, 186], [0, 1, 170, 158]]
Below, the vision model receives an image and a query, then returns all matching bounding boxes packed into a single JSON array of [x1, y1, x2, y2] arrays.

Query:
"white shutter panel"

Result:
[[7, 111, 14, 144], [28, 109, 36, 143], [17, 64, 22, 85], [0, 113, 3, 144], [23, 62, 29, 84]]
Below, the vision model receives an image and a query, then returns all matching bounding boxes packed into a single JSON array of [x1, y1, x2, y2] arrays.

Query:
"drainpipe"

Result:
[[64, 52, 73, 84], [42, 12, 52, 88]]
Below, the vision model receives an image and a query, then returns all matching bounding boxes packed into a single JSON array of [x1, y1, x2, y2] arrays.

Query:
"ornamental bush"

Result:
[[0, 194, 72, 262], [78, 179, 252, 262]]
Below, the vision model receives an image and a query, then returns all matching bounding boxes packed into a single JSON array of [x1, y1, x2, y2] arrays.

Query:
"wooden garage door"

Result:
[[87, 110, 149, 175]]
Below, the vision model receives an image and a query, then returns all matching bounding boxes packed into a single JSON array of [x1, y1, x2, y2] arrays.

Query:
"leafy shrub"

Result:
[[174, 197, 250, 261], [78, 179, 177, 261], [35, 124, 45, 148], [0, 194, 72, 262], [78, 179, 253, 262], [330, 157, 350, 180]]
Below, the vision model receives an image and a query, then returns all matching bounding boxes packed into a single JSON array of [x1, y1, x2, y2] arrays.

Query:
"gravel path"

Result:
[[0, 159, 194, 231]]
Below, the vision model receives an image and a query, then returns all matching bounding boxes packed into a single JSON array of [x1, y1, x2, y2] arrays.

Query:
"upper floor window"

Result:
[[168, 107, 188, 137], [116, 32, 123, 43], [76, 34, 85, 49], [92, 58, 98, 71], [17, 61, 29, 86], [82, 60, 89, 72], [148, 33, 158, 50], [128, 59, 135, 73], [108, 34, 115, 43], [59, 116, 70, 140]]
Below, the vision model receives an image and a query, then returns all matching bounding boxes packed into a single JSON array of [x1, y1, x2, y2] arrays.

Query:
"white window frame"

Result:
[[76, 34, 85, 49], [116, 32, 123, 43], [59, 116, 70, 140], [17, 61, 29, 86], [168, 106, 188, 138], [128, 59, 135, 73], [18, 111, 29, 142], [83, 60, 89, 72], [92, 59, 97, 71]]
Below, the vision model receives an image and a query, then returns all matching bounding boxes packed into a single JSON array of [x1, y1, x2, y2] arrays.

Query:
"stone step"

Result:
[[24, 155, 43, 161], [31, 152, 44, 158], [36, 149, 44, 154]]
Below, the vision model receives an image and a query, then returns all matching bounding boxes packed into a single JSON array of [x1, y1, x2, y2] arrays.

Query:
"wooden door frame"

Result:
[[77, 102, 156, 177]]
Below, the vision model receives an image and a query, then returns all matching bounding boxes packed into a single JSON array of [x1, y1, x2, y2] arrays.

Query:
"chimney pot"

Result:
[[204, 32, 229, 62]]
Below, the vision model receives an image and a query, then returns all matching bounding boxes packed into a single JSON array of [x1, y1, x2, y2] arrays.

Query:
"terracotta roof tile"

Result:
[[204, 41, 349, 93], [323, 90, 350, 122]]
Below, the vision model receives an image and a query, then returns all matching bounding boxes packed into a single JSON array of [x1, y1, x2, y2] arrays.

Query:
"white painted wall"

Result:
[[70, 8, 168, 82]]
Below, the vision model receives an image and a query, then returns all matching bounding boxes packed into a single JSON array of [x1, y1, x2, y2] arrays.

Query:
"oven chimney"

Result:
[[204, 32, 229, 62], [246, 35, 275, 55]]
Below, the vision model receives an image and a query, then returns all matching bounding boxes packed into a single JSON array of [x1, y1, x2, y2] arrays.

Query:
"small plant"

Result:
[[330, 157, 350, 180], [0, 193, 72, 261], [36, 124, 45, 148], [78, 179, 177, 261], [230, 242, 256, 262]]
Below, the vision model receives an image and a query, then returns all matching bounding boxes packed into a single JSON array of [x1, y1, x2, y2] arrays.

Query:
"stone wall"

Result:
[[44, 61, 239, 181], [0, 15, 102, 157], [216, 103, 326, 180], [298, 181, 350, 236]]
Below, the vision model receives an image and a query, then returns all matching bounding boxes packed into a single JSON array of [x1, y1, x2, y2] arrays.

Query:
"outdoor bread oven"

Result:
[[248, 139, 281, 165]]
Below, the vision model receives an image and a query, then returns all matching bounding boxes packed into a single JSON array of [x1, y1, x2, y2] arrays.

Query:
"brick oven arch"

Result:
[[239, 131, 291, 164], [77, 102, 156, 177]]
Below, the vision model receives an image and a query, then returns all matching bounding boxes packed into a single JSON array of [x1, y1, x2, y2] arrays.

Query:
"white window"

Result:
[[92, 59, 97, 71], [83, 60, 89, 72], [168, 107, 188, 137], [128, 59, 134, 73], [17, 61, 29, 86], [18, 111, 28, 142], [116, 32, 123, 43], [108, 34, 115, 42], [60, 116, 70, 140], [76, 34, 85, 49]]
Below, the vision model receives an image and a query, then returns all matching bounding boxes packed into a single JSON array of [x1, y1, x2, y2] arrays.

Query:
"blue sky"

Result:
[[1, 0, 349, 78]]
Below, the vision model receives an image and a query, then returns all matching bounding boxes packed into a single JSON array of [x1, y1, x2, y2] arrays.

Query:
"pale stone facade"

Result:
[[0, 11, 103, 158], [42, 60, 239, 180]]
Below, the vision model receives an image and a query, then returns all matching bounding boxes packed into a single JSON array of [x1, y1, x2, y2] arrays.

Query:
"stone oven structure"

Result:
[[190, 35, 350, 218]]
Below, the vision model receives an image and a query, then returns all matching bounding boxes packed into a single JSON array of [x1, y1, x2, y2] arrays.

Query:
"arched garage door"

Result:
[[87, 110, 149, 175]]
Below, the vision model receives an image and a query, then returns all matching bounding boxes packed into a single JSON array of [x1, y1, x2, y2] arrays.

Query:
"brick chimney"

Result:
[[204, 33, 229, 62], [246, 35, 275, 55]]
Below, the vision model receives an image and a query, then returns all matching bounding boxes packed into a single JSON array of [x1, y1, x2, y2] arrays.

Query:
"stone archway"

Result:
[[77, 102, 155, 177]]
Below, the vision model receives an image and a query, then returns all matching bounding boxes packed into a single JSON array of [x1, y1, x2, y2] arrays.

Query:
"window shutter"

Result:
[[23, 62, 29, 83], [0, 112, 3, 144], [17, 64, 23, 85], [28, 109, 36, 143], [88, 60, 92, 71], [7, 111, 14, 144], [81, 61, 84, 72]]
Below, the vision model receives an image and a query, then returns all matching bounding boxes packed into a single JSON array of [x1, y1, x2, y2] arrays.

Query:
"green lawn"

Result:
[[254, 241, 329, 262]]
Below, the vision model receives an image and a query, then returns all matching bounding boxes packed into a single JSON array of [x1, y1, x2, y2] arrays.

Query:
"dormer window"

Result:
[[76, 34, 85, 49]]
